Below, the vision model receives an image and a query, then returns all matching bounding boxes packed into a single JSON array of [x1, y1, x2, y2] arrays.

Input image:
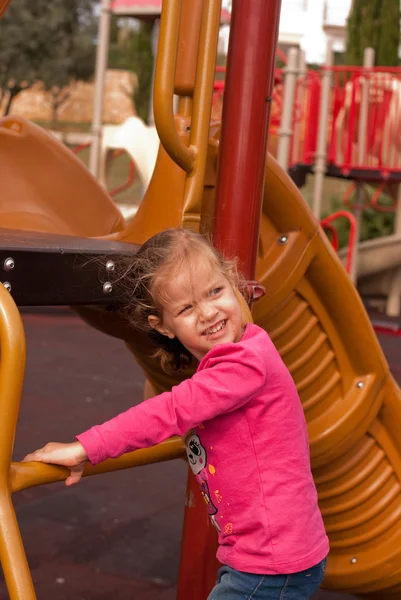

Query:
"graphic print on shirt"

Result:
[[185, 431, 221, 532]]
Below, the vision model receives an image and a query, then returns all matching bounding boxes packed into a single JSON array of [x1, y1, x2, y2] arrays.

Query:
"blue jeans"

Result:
[[208, 558, 327, 600]]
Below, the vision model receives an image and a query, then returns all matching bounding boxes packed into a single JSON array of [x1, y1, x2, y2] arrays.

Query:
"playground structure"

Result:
[[97, 45, 401, 317], [95, 63, 286, 197], [195, 45, 401, 317], [273, 45, 401, 315], [3, 2, 401, 600], [99, 117, 159, 190]]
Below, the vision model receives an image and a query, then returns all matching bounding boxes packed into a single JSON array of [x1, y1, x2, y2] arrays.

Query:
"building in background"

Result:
[[322, 0, 353, 58], [278, 0, 351, 63], [220, 0, 352, 64]]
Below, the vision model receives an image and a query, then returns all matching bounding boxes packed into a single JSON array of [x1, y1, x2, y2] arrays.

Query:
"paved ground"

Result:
[[2, 308, 398, 599]]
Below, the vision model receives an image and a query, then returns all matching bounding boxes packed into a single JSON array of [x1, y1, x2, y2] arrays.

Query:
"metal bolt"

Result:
[[106, 260, 115, 272], [3, 257, 14, 271], [3, 281, 11, 292], [278, 235, 289, 245], [350, 557, 358, 564], [356, 381, 364, 389], [103, 282, 113, 294]]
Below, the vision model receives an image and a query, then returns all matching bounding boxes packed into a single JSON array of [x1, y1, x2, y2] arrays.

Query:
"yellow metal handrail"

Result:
[[154, 0, 222, 215], [11, 438, 186, 493]]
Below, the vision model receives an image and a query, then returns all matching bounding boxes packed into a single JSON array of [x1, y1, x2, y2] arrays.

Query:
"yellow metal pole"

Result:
[[0, 284, 36, 599]]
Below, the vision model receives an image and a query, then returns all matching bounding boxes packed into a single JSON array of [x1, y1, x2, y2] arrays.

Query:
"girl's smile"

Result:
[[202, 319, 227, 338], [148, 259, 244, 361]]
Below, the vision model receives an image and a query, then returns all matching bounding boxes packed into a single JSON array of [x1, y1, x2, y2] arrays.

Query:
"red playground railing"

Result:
[[72, 144, 135, 198], [290, 65, 401, 181]]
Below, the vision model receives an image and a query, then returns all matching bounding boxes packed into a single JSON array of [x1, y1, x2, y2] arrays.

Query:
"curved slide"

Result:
[[1, 116, 401, 597]]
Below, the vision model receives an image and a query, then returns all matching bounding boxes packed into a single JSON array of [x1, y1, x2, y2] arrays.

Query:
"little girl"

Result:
[[24, 228, 329, 599]]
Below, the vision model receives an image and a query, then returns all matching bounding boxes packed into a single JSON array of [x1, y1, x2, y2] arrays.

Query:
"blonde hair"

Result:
[[117, 228, 246, 373]]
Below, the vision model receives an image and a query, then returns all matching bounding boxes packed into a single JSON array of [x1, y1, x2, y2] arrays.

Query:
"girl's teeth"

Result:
[[206, 320, 225, 334]]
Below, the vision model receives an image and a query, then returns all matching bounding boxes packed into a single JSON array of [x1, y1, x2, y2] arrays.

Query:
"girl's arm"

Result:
[[77, 343, 266, 465]]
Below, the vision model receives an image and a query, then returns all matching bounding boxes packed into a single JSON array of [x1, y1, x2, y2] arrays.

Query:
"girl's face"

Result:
[[148, 258, 244, 362]]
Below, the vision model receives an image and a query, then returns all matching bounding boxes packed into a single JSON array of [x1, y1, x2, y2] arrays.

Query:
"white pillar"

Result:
[[312, 38, 333, 218], [291, 50, 306, 166], [88, 0, 111, 178], [277, 47, 299, 171], [349, 47, 375, 285]]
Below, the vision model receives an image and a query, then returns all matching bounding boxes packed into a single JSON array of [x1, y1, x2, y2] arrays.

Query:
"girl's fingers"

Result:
[[22, 450, 84, 485], [65, 467, 84, 486], [22, 451, 43, 462]]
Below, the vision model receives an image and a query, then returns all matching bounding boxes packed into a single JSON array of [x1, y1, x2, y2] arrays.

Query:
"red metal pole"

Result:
[[177, 471, 220, 600], [176, 4, 283, 599], [213, 0, 282, 280]]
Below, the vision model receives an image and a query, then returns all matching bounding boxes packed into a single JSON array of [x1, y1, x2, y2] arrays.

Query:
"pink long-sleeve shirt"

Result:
[[77, 323, 329, 574]]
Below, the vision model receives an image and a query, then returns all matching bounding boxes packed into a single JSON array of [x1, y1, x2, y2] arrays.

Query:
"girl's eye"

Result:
[[179, 304, 192, 315], [210, 287, 222, 296]]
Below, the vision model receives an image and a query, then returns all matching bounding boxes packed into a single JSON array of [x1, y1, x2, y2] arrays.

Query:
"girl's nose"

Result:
[[199, 303, 217, 322]]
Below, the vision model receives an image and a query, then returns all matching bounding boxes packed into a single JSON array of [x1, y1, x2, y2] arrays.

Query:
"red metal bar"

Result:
[[213, 0, 282, 279], [72, 143, 135, 198], [373, 321, 401, 336], [346, 75, 358, 166], [328, 79, 343, 164], [321, 222, 339, 251], [371, 183, 397, 212], [276, 46, 287, 65], [72, 142, 91, 155], [177, 471, 220, 599], [320, 210, 357, 274], [109, 156, 136, 198], [303, 74, 321, 165], [343, 182, 370, 211]]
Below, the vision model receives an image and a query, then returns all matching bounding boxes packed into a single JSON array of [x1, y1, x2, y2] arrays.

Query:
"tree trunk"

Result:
[[3, 88, 17, 116], [50, 89, 70, 130], [51, 103, 59, 130]]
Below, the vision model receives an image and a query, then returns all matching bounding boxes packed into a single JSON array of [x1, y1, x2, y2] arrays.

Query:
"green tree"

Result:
[[346, 0, 400, 66], [0, 0, 96, 121], [109, 16, 154, 123], [376, 0, 401, 66]]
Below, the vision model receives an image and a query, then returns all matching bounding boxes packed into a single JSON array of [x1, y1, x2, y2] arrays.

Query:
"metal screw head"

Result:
[[106, 260, 115, 272], [3, 257, 14, 271], [3, 281, 11, 292], [350, 557, 358, 564], [103, 282, 113, 294], [278, 235, 289, 245], [356, 381, 364, 389]]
